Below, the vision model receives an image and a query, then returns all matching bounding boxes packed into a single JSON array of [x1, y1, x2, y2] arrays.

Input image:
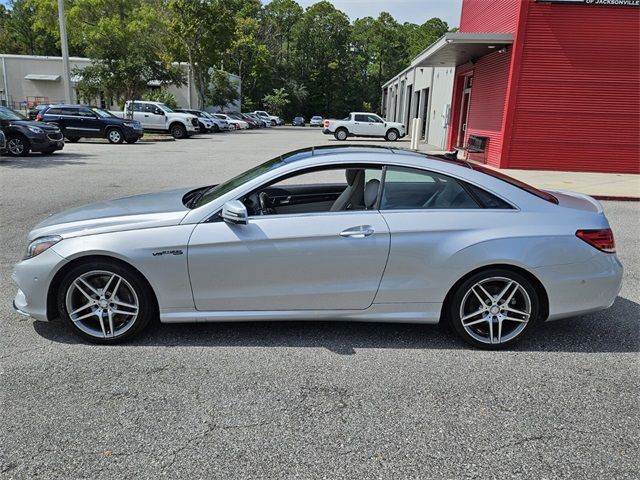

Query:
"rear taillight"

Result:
[[35, 113, 43, 121], [576, 229, 616, 253], [323, 120, 329, 128]]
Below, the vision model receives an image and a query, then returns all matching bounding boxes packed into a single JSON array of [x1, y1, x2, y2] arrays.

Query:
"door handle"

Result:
[[340, 225, 375, 238]]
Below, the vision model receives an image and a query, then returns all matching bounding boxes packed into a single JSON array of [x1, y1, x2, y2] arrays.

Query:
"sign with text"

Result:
[[537, 0, 639, 6]]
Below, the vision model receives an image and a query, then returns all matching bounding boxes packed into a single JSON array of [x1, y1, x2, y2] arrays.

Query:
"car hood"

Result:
[[29, 188, 193, 241], [7, 119, 60, 131]]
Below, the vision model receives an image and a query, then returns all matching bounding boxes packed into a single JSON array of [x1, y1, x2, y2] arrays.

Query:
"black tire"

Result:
[[66, 137, 80, 143], [385, 129, 399, 142], [198, 121, 209, 133], [41, 149, 57, 155], [106, 128, 124, 144], [271, 120, 277, 126], [5, 134, 30, 157], [170, 123, 187, 139], [211, 123, 219, 133], [449, 268, 540, 350], [334, 128, 348, 141], [125, 138, 139, 144], [56, 259, 156, 344]]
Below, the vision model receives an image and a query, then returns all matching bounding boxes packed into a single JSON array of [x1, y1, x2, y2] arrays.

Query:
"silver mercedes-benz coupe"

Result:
[[13, 146, 623, 348]]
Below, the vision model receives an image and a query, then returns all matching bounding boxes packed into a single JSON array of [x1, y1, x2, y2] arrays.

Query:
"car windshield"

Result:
[[0, 107, 27, 121], [191, 157, 285, 209], [158, 104, 173, 113], [91, 107, 116, 118]]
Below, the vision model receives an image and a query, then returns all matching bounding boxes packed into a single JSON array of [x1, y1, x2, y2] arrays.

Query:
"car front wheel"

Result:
[[5, 134, 30, 157], [170, 123, 187, 139], [107, 128, 124, 144], [449, 269, 540, 349], [385, 129, 399, 141], [57, 260, 155, 344]]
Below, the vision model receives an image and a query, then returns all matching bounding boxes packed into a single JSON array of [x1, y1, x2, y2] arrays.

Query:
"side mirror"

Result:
[[221, 200, 248, 225], [154, 108, 164, 116]]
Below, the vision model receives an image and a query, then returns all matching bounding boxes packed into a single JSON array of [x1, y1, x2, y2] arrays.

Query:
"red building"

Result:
[[441, 0, 639, 173]]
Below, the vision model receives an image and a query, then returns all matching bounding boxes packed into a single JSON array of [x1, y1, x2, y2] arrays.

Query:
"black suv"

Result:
[[0, 106, 64, 157], [39, 105, 144, 144]]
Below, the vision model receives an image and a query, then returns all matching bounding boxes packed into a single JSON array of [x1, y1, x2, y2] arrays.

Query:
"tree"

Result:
[[291, 1, 351, 116], [206, 69, 239, 111], [262, 88, 289, 117], [64, 0, 185, 103], [0, 0, 58, 55], [163, 0, 235, 108]]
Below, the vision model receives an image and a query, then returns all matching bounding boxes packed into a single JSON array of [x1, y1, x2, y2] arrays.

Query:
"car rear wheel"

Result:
[[5, 134, 30, 157], [449, 269, 540, 349], [170, 123, 187, 139], [57, 260, 155, 344], [106, 128, 124, 144], [334, 128, 348, 141], [385, 129, 399, 141]]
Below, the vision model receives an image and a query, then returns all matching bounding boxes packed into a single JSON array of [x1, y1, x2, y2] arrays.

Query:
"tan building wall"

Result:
[[0, 54, 240, 113]]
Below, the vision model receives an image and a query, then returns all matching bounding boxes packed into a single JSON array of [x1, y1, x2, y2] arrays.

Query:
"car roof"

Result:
[[279, 145, 471, 167]]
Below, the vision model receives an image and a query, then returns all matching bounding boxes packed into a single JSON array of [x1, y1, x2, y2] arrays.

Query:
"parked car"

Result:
[[253, 110, 283, 126], [174, 108, 219, 133], [203, 112, 231, 131], [27, 104, 51, 120], [213, 113, 248, 130], [0, 106, 64, 157], [292, 116, 305, 127], [115, 101, 198, 139], [12, 146, 622, 348], [38, 104, 144, 144], [245, 113, 270, 128], [323, 112, 405, 141], [310, 116, 324, 127], [228, 112, 258, 129]]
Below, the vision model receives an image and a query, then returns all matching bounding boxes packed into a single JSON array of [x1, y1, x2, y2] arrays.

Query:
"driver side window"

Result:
[[243, 166, 382, 217]]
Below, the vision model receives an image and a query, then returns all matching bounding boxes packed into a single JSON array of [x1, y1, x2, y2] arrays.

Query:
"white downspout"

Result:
[[1, 57, 9, 107]]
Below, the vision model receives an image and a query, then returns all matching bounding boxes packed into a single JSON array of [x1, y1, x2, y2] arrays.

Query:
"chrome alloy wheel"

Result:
[[65, 270, 139, 339], [459, 276, 531, 345], [107, 129, 122, 143], [7, 137, 26, 155]]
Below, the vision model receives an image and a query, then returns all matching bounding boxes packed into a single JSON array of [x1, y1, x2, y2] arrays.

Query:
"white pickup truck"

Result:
[[112, 101, 199, 139], [323, 112, 405, 142], [253, 110, 284, 126]]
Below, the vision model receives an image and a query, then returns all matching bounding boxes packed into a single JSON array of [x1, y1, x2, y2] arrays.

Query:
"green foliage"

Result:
[[262, 88, 289, 117], [142, 89, 178, 109], [207, 69, 239, 110], [1, 0, 452, 116]]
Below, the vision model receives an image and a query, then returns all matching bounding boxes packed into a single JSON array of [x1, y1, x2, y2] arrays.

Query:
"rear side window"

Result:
[[464, 183, 514, 209], [381, 166, 480, 210], [471, 164, 558, 204], [45, 108, 61, 115], [61, 108, 79, 116]]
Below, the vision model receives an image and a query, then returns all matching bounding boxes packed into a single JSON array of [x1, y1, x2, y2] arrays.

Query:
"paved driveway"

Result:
[[1, 129, 638, 479]]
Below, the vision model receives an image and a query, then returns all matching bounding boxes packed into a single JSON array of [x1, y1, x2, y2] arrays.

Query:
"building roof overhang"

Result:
[[411, 32, 514, 68], [24, 73, 61, 81]]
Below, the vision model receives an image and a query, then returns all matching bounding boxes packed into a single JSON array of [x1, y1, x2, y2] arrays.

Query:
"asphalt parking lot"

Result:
[[1, 128, 638, 479]]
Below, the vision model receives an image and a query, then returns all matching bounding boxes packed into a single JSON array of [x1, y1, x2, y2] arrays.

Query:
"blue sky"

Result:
[[266, 0, 464, 27], [0, 1, 463, 28]]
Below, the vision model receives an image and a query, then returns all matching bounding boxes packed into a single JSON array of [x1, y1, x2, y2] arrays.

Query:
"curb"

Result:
[[592, 195, 640, 202], [139, 136, 175, 143]]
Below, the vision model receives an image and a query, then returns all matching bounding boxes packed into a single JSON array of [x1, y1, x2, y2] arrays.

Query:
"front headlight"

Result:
[[24, 235, 62, 260], [27, 126, 44, 134], [123, 122, 135, 128]]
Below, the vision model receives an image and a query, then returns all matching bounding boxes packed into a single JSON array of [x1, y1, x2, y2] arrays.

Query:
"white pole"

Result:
[[57, 0, 72, 104]]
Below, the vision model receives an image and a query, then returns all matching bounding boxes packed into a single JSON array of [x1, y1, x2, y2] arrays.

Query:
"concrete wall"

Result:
[[382, 65, 454, 149], [0, 54, 240, 113]]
